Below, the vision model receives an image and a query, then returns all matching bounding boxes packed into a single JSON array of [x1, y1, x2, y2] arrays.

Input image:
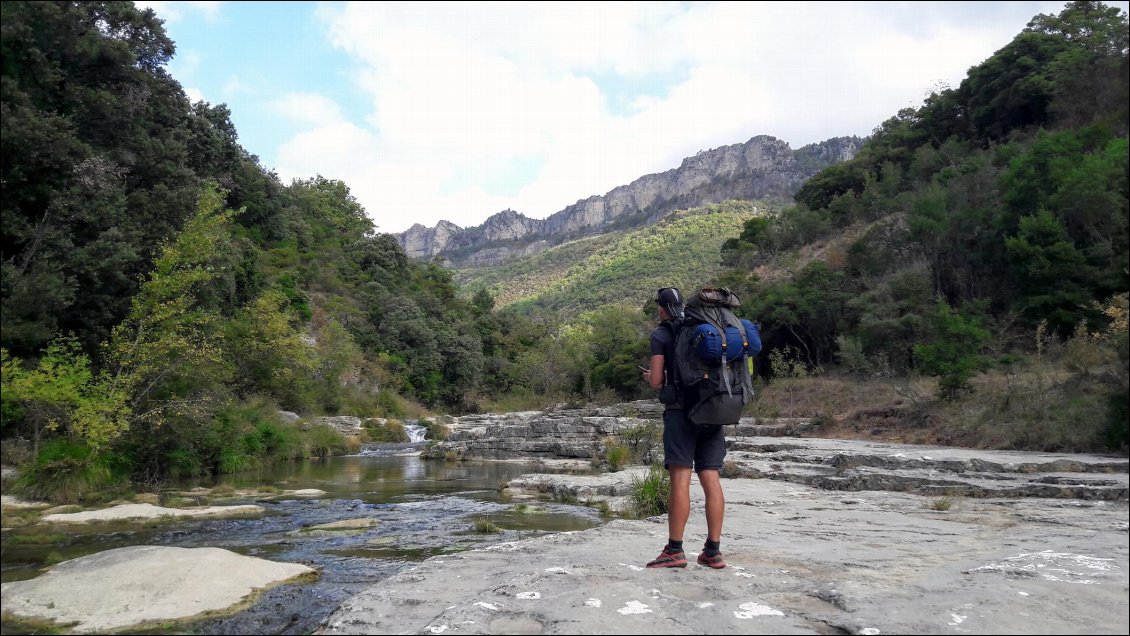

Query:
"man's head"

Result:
[[656, 287, 684, 321]]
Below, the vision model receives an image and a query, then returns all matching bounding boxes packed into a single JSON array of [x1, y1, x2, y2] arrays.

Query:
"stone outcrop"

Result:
[[39, 503, 264, 524], [325, 402, 1128, 635], [396, 135, 864, 264], [424, 400, 1128, 501], [1, 546, 314, 633], [422, 401, 668, 461]]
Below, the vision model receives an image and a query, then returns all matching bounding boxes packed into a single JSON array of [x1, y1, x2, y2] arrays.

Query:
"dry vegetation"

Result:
[[751, 363, 1123, 454]]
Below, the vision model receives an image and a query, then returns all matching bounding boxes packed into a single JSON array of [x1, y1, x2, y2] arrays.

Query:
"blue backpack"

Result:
[[689, 319, 762, 364]]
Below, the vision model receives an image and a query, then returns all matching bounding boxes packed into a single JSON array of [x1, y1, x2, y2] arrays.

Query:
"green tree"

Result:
[[913, 300, 990, 399], [105, 186, 235, 430], [1005, 209, 1100, 335], [1, 339, 129, 454]]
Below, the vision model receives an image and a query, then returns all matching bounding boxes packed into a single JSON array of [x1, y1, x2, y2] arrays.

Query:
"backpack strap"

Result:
[[661, 319, 681, 388]]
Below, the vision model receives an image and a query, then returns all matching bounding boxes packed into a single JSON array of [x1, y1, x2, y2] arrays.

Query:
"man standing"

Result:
[[641, 287, 727, 569]]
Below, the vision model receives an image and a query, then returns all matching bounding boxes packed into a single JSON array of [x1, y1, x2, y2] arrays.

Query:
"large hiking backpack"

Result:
[[670, 287, 760, 425]]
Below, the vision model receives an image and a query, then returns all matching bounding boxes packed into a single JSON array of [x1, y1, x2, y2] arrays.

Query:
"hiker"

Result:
[[641, 287, 728, 569]]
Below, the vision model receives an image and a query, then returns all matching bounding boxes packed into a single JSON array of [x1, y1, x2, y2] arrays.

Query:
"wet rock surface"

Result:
[[325, 409, 1128, 635], [0, 545, 314, 633], [320, 467, 1128, 635]]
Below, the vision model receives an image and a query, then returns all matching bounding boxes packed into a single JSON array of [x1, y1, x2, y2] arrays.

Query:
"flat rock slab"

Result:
[[0, 545, 315, 633], [0, 495, 51, 510], [39, 502, 264, 524], [320, 476, 1129, 635]]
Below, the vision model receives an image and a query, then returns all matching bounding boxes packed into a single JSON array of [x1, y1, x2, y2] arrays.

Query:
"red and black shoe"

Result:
[[646, 547, 688, 568], [697, 551, 726, 569]]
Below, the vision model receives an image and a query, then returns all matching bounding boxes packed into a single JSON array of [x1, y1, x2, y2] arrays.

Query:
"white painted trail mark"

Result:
[[474, 601, 499, 611], [584, 598, 602, 608], [618, 600, 653, 615], [516, 591, 541, 599], [698, 601, 715, 608], [948, 613, 967, 625], [734, 601, 784, 619]]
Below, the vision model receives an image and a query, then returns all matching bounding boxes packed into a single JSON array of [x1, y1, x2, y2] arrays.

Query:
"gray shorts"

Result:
[[662, 409, 726, 471]]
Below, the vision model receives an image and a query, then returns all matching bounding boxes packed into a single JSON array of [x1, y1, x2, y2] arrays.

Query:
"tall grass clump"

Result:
[[418, 417, 449, 441], [12, 439, 126, 504], [629, 464, 670, 518]]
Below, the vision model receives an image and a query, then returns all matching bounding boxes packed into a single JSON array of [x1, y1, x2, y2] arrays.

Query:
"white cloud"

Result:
[[266, 1, 1108, 234], [183, 86, 206, 104], [136, 1, 221, 23], [270, 93, 346, 127]]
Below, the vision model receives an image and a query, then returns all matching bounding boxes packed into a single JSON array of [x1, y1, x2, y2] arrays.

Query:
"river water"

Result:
[[0, 434, 606, 634]]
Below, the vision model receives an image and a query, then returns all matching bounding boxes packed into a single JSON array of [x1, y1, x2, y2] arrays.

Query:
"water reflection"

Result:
[[2, 451, 607, 634]]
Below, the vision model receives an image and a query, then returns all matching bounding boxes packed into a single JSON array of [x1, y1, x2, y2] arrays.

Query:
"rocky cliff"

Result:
[[396, 135, 864, 264]]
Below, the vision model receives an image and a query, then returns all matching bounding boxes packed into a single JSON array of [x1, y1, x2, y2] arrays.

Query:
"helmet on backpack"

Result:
[[656, 287, 685, 322]]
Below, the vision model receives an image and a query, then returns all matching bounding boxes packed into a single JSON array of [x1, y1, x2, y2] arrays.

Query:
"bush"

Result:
[[605, 445, 632, 469], [12, 439, 126, 504], [299, 423, 348, 458], [471, 517, 502, 534], [419, 417, 449, 441], [629, 464, 670, 518], [364, 419, 410, 443]]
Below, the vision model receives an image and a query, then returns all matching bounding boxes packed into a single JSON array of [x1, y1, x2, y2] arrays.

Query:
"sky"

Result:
[[138, 1, 1129, 235]]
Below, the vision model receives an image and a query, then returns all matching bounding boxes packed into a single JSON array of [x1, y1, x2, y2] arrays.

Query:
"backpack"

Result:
[[669, 287, 760, 425]]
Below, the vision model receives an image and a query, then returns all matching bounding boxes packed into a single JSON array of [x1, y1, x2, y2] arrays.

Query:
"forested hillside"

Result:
[[719, 0, 1128, 451], [0, 2, 506, 497], [456, 200, 765, 315], [1, 1, 1126, 503]]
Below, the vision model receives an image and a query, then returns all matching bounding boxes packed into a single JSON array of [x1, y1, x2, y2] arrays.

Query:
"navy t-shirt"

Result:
[[649, 321, 677, 379]]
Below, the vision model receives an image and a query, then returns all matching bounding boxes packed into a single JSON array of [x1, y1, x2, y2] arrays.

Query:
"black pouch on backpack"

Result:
[[658, 384, 681, 407], [686, 384, 744, 425]]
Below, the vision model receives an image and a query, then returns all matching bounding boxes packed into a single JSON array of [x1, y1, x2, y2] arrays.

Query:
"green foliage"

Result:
[[629, 464, 671, 518], [364, 419, 410, 443], [457, 201, 762, 318], [914, 300, 991, 399], [586, 306, 652, 399], [619, 422, 662, 463], [12, 438, 126, 504], [419, 417, 449, 441], [604, 444, 631, 471], [1006, 210, 1098, 334], [748, 261, 860, 369], [471, 517, 503, 534], [1, 339, 130, 451], [106, 186, 236, 430]]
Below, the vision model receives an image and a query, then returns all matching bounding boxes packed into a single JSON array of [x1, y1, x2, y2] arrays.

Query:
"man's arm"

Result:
[[647, 354, 665, 389]]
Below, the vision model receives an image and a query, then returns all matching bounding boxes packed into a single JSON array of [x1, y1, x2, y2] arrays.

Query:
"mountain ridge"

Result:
[[397, 134, 863, 265]]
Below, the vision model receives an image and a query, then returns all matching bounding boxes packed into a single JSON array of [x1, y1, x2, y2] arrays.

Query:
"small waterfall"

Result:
[[404, 422, 428, 443]]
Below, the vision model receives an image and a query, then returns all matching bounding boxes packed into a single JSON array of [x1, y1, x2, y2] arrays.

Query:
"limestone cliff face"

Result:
[[396, 134, 863, 264], [400, 220, 464, 260]]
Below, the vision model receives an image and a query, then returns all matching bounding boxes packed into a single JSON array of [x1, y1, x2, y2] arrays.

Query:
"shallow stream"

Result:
[[1, 438, 605, 634]]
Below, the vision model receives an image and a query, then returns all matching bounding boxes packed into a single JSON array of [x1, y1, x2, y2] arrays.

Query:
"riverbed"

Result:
[[0, 444, 608, 634]]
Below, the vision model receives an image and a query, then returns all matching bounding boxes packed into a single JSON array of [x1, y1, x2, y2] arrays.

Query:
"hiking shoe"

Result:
[[697, 551, 726, 569], [646, 547, 688, 568]]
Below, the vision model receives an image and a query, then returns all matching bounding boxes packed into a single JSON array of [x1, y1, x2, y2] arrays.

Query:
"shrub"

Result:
[[619, 422, 661, 463], [12, 439, 125, 504], [471, 517, 502, 534], [629, 464, 670, 518], [300, 423, 348, 458], [364, 418, 410, 443], [419, 418, 449, 441], [604, 443, 631, 472]]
